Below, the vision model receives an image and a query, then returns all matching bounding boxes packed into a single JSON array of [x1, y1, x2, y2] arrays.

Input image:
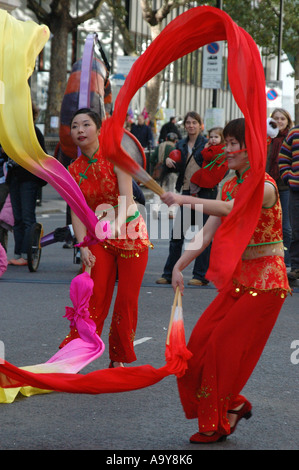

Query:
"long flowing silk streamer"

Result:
[[100, 5, 267, 291], [0, 272, 105, 403], [0, 293, 191, 401], [0, 11, 99, 238], [0, 6, 267, 400]]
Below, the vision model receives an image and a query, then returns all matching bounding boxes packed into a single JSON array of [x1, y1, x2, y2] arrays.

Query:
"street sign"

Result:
[[266, 80, 282, 107], [267, 89, 278, 101], [202, 42, 223, 89]]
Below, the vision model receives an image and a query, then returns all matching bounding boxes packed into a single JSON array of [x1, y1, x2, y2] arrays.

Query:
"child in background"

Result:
[[190, 127, 227, 195]]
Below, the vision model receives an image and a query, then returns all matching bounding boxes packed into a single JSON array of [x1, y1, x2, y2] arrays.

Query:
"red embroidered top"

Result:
[[68, 145, 150, 256], [221, 171, 290, 295], [191, 143, 228, 188]]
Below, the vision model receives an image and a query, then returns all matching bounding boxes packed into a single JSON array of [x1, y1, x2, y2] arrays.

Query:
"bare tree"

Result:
[[140, 0, 299, 122], [27, 0, 298, 136], [139, 0, 188, 118], [106, 0, 135, 55]]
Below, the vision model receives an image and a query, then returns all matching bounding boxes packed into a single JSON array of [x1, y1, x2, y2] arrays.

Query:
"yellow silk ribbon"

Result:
[[0, 10, 99, 236]]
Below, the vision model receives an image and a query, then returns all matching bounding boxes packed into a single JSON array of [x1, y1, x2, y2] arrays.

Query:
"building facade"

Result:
[[4, 0, 294, 137]]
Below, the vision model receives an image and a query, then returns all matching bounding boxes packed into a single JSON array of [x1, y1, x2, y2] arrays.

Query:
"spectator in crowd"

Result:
[[279, 124, 299, 282], [156, 111, 217, 287], [266, 108, 293, 266], [150, 132, 179, 219], [6, 103, 47, 266], [130, 114, 154, 149], [158, 116, 182, 143]]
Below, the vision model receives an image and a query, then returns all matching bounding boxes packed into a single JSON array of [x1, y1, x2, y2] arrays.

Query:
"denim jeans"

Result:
[[279, 189, 291, 266], [9, 176, 39, 258], [289, 189, 299, 270], [162, 188, 217, 282]]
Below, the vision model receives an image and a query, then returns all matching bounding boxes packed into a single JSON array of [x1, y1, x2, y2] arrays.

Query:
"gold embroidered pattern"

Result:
[[196, 385, 212, 400]]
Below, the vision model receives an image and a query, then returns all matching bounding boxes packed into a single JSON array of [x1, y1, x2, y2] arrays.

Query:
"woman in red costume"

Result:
[[60, 108, 150, 368], [161, 118, 290, 443]]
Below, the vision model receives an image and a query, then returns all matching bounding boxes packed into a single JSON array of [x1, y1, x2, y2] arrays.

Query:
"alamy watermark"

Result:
[[95, 199, 204, 249], [290, 340, 299, 365]]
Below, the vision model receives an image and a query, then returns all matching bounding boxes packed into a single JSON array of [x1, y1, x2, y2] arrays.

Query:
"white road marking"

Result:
[[133, 337, 152, 346]]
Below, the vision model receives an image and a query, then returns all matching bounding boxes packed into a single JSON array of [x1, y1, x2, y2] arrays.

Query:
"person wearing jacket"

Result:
[[6, 103, 47, 266], [266, 108, 293, 266], [156, 111, 217, 286], [279, 125, 299, 282], [130, 114, 154, 149], [158, 116, 182, 143]]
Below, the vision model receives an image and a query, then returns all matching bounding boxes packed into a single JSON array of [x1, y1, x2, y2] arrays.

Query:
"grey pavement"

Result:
[[0, 183, 298, 452]]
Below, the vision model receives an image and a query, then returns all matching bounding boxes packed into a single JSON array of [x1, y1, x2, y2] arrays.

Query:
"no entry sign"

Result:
[[202, 42, 223, 89], [266, 81, 282, 107]]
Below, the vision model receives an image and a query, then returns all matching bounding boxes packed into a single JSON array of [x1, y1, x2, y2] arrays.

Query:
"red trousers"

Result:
[[177, 286, 285, 435], [60, 244, 148, 363]]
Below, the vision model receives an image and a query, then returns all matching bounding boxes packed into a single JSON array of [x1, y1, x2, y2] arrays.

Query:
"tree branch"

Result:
[[140, 0, 191, 25], [72, 0, 106, 26], [27, 0, 49, 24], [263, 0, 280, 18], [106, 0, 136, 55]]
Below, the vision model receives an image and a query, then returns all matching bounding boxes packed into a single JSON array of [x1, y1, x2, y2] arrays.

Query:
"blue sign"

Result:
[[267, 89, 278, 101], [207, 43, 220, 54]]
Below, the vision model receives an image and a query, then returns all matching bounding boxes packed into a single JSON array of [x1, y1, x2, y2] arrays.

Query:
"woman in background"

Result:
[[266, 108, 293, 266]]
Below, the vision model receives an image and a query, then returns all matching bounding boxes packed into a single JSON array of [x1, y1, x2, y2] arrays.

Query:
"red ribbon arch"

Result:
[[101, 5, 267, 291]]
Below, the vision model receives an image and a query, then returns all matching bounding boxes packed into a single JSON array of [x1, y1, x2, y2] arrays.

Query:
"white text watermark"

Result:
[[290, 340, 299, 365], [95, 199, 204, 249]]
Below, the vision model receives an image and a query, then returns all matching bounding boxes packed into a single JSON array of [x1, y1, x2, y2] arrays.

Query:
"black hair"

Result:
[[223, 118, 246, 148], [70, 108, 102, 129]]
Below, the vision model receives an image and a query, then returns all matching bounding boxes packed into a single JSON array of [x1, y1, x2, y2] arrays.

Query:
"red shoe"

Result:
[[189, 431, 227, 444], [228, 400, 252, 434]]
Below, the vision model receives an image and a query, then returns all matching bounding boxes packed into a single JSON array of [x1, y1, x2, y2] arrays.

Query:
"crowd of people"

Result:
[[0, 103, 297, 444]]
